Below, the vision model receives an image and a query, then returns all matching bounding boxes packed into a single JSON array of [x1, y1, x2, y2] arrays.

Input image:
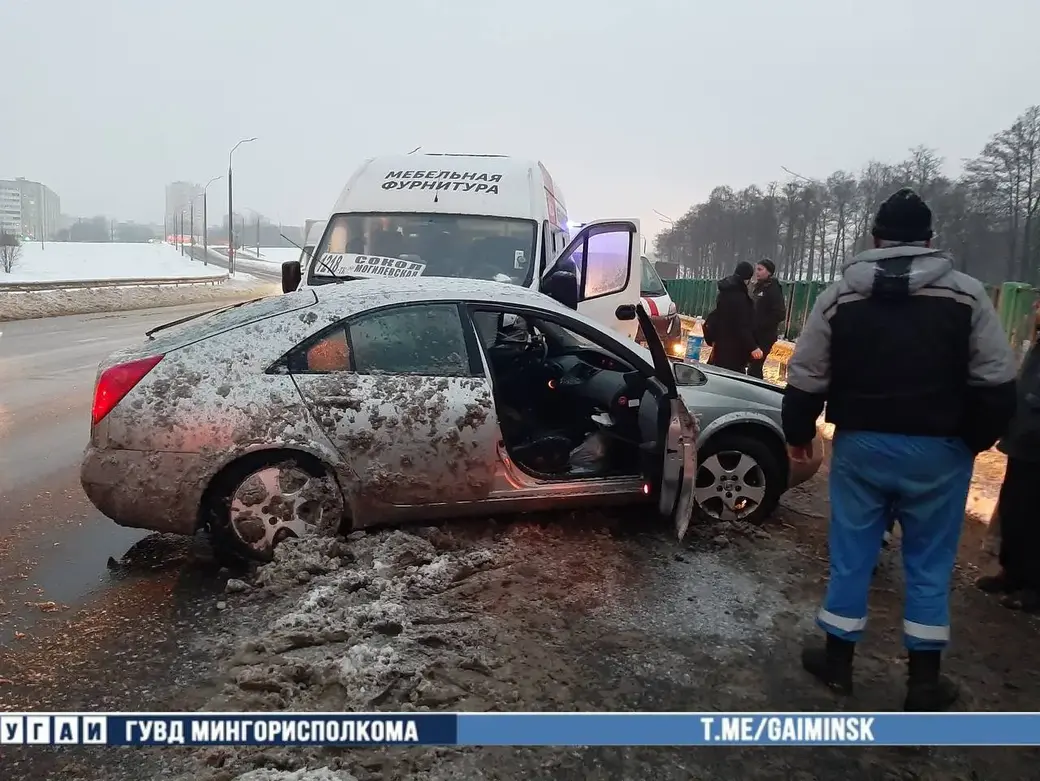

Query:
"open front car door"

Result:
[[540, 219, 643, 340], [634, 304, 697, 541]]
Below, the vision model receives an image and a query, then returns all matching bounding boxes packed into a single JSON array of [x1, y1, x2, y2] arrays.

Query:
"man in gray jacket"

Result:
[[782, 188, 1017, 710]]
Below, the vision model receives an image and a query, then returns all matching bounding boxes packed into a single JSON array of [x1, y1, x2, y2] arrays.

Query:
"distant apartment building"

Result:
[[0, 178, 61, 239], [0, 186, 19, 236], [165, 181, 203, 234]]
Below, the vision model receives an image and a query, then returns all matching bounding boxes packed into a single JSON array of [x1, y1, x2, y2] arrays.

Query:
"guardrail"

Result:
[[0, 274, 229, 292]]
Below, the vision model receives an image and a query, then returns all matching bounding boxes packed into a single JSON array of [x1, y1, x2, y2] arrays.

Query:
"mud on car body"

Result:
[[81, 279, 821, 562]]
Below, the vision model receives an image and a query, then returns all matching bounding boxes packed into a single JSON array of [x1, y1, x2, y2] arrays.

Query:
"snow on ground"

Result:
[[235, 247, 300, 265], [0, 241, 285, 320], [0, 241, 226, 283], [148, 514, 821, 781], [5, 454, 1034, 779]]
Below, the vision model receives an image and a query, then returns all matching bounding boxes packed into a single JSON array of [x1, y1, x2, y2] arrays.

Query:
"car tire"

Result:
[[694, 432, 783, 525], [205, 452, 345, 564]]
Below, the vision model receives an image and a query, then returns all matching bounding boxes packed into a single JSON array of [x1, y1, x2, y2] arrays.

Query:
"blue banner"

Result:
[[4, 712, 1040, 747]]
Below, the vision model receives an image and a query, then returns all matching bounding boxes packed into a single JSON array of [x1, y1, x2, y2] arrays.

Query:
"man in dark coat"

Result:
[[704, 261, 756, 372], [748, 258, 787, 379]]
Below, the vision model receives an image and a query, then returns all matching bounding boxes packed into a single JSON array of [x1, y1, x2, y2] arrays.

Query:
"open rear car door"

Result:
[[634, 304, 697, 541]]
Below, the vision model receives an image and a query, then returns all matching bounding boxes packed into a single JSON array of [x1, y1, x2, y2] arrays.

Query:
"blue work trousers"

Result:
[[817, 431, 974, 651]]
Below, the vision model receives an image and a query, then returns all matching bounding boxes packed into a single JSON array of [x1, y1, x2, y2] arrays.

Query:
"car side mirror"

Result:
[[614, 304, 636, 321], [282, 260, 302, 294], [541, 269, 579, 310]]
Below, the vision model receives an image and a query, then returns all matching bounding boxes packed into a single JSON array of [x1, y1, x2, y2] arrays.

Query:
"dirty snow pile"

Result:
[[164, 521, 631, 780], [157, 514, 812, 781], [229, 769, 357, 781]]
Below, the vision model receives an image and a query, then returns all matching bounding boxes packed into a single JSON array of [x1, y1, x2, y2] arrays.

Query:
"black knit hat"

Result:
[[872, 187, 933, 243], [734, 261, 754, 281], [758, 257, 776, 275]]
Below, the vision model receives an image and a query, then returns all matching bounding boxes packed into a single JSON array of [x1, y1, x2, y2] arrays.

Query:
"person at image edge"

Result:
[[975, 300, 1040, 612], [749, 257, 787, 379], [781, 187, 1017, 711]]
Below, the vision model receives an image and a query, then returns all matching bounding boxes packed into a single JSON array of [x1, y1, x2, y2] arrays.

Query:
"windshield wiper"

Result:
[[145, 298, 262, 340], [280, 231, 345, 281]]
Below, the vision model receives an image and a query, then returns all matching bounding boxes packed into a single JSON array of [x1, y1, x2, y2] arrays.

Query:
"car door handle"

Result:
[[615, 304, 637, 320]]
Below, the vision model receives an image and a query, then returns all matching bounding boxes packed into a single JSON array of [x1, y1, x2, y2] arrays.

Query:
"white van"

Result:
[[281, 153, 646, 340], [636, 255, 684, 358]]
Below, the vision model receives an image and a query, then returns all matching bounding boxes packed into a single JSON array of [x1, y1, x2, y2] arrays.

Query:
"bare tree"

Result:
[[0, 232, 20, 273], [654, 103, 1040, 286]]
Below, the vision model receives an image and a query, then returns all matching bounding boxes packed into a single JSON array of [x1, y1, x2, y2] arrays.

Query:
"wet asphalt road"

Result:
[[0, 303, 236, 657]]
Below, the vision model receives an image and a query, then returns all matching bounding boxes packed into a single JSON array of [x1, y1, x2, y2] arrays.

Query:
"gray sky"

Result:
[[3, 0, 1038, 241]]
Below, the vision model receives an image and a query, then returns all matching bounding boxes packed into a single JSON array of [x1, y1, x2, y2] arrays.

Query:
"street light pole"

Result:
[[180, 212, 185, 255], [190, 200, 195, 256], [228, 137, 257, 275], [653, 209, 675, 227], [202, 175, 222, 265]]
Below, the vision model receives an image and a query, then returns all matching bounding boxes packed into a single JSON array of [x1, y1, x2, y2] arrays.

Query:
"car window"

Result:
[[584, 228, 631, 299], [349, 304, 470, 376], [640, 256, 668, 297], [471, 308, 632, 369], [304, 328, 350, 372], [471, 310, 544, 350], [673, 361, 706, 386]]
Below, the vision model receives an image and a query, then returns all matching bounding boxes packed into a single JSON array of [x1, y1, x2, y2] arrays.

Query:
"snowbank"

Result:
[[0, 241, 225, 283], [0, 276, 280, 321], [238, 247, 300, 265], [163, 512, 803, 781], [203, 246, 287, 279]]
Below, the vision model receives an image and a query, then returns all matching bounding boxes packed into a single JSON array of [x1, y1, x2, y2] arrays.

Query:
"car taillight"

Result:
[[91, 355, 164, 426]]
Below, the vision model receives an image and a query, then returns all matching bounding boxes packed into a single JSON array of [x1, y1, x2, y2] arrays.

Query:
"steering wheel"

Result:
[[524, 332, 549, 367], [493, 321, 547, 374]]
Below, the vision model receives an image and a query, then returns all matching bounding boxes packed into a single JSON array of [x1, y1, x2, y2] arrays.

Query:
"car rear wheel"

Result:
[[694, 433, 783, 525], [208, 454, 344, 563]]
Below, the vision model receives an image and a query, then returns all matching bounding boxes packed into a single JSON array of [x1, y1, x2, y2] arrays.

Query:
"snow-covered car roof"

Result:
[[314, 277, 640, 335], [310, 276, 565, 313]]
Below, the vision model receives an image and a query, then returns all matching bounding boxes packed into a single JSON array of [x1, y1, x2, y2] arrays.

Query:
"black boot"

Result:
[[801, 633, 855, 695], [904, 650, 959, 711]]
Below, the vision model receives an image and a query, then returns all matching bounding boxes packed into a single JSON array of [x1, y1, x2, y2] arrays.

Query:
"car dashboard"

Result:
[[544, 349, 638, 413]]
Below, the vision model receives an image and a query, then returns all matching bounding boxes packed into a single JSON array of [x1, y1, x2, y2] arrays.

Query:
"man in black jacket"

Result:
[[782, 188, 1017, 711], [748, 258, 787, 379], [704, 261, 756, 372]]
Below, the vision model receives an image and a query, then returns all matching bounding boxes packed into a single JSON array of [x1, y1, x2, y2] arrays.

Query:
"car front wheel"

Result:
[[207, 454, 344, 563], [694, 433, 783, 525]]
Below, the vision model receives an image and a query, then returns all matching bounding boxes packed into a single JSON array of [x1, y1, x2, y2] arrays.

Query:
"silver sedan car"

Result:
[[81, 279, 822, 561]]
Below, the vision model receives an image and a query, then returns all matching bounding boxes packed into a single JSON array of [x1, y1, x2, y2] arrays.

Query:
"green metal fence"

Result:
[[663, 278, 1035, 346]]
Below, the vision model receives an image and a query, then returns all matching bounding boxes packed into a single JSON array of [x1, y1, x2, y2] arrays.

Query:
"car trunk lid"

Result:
[[100, 289, 318, 371]]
